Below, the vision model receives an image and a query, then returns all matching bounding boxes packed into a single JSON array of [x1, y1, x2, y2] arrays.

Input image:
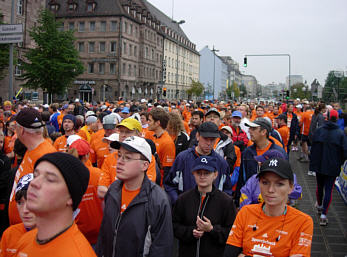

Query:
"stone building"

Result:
[[0, 0, 46, 101]]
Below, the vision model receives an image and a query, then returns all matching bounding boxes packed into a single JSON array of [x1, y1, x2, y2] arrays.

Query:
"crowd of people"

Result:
[[0, 96, 346, 257]]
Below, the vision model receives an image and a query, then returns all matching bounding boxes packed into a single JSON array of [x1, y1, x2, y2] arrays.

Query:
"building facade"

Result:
[[0, 0, 46, 101], [241, 74, 258, 99], [144, 1, 199, 100], [286, 74, 303, 89], [199, 46, 228, 100]]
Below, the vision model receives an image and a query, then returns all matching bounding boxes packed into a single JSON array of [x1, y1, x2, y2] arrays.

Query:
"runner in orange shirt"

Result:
[[1, 174, 36, 257], [53, 114, 76, 152], [68, 139, 103, 245], [15, 152, 96, 256], [145, 108, 175, 186], [299, 105, 314, 163], [275, 114, 290, 152], [224, 158, 313, 257], [90, 114, 118, 168], [8, 108, 56, 225]]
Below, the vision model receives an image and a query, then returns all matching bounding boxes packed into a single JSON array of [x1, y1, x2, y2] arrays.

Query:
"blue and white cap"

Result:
[[15, 173, 34, 194], [191, 156, 217, 173]]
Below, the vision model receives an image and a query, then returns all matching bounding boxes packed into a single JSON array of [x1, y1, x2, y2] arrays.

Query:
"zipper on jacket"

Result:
[[196, 193, 210, 257], [112, 213, 122, 257]]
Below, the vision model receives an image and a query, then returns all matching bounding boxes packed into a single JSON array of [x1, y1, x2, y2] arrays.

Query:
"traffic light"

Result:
[[243, 57, 247, 67], [286, 90, 290, 99], [163, 87, 167, 97]]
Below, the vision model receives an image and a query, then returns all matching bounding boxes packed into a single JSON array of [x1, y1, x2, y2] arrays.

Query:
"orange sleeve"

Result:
[[99, 154, 116, 187], [4, 136, 13, 154], [183, 121, 190, 134], [234, 146, 241, 168], [227, 207, 246, 247], [89, 139, 97, 164], [290, 216, 313, 256], [77, 130, 88, 141], [146, 155, 157, 183]]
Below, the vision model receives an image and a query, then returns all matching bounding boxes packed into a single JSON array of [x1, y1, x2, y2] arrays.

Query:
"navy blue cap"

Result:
[[191, 156, 217, 173]]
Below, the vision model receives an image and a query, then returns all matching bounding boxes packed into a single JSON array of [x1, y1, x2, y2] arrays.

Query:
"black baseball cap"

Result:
[[257, 157, 294, 181], [198, 122, 220, 138], [275, 114, 287, 123], [15, 108, 44, 129]]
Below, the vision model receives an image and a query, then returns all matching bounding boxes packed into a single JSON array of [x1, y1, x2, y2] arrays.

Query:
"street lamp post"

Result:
[[212, 46, 219, 100], [173, 20, 185, 99]]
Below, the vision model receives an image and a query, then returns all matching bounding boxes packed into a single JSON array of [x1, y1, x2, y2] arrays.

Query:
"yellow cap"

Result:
[[4, 101, 12, 106], [117, 118, 142, 132]]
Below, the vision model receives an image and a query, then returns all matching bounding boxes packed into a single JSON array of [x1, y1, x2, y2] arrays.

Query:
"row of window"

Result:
[[78, 41, 117, 54], [164, 56, 198, 75], [165, 41, 198, 62], [50, 1, 96, 12], [86, 62, 161, 80], [166, 72, 192, 85], [69, 20, 117, 33]]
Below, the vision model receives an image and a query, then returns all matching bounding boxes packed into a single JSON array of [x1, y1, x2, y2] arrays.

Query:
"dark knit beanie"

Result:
[[63, 114, 77, 126], [34, 152, 90, 211]]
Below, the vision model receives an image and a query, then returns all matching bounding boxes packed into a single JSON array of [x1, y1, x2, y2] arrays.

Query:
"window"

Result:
[[123, 42, 126, 54], [68, 3, 77, 11], [110, 21, 117, 32], [50, 3, 59, 11], [87, 2, 96, 12], [99, 63, 105, 74], [99, 42, 105, 52], [15, 63, 22, 76], [129, 24, 132, 35], [17, 0, 23, 15], [129, 44, 132, 56], [122, 63, 126, 75], [68, 22, 74, 31], [78, 42, 84, 52], [123, 22, 127, 33], [89, 42, 95, 53], [110, 41, 117, 53], [134, 65, 136, 76], [78, 22, 85, 32], [110, 63, 116, 74], [151, 49, 154, 60], [90, 21, 95, 32], [145, 47, 148, 58], [134, 26, 137, 37], [128, 64, 131, 76], [88, 63, 94, 73], [100, 21, 106, 32], [134, 46, 137, 57]]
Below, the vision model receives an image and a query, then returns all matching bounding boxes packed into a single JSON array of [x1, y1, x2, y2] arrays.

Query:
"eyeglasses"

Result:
[[118, 153, 145, 162]]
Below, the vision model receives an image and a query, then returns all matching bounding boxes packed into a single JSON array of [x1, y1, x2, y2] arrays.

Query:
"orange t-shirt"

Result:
[[99, 152, 157, 188], [120, 186, 141, 213], [53, 135, 68, 152], [76, 164, 103, 245], [183, 121, 190, 135], [8, 140, 56, 225], [234, 145, 241, 168], [145, 131, 175, 185], [256, 142, 272, 156], [0, 223, 27, 257], [182, 110, 192, 123], [277, 125, 290, 148], [15, 223, 96, 257], [301, 110, 314, 136], [90, 137, 109, 168], [227, 203, 313, 257], [57, 113, 64, 129]]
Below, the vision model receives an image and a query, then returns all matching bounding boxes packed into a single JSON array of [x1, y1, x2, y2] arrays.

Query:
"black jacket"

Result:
[[174, 131, 190, 156], [284, 111, 300, 141], [309, 121, 347, 177], [96, 176, 173, 257], [173, 186, 236, 257]]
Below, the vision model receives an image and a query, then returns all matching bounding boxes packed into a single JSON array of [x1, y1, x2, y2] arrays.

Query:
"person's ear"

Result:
[[67, 197, 73, 207]]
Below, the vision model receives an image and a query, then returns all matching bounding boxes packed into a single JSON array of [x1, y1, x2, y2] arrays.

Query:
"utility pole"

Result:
[[212, 46, 219, 100], [9, 0, 15, 100]]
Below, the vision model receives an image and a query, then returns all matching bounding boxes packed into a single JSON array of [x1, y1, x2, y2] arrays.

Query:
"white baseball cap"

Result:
[[85, 110, 95, 117], [103, 133, 120, 143], [110, 136, 151, 162], [67, 135, 82, 146]]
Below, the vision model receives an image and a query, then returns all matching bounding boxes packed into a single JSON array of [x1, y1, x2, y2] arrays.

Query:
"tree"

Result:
[[239, 84, 247, 98], [186, 80, 204, 99], [226, 81, 240, 99], [290, 83, 311, 99], [21, 9, 83, 101], [0, 13, 10, 79], [323, 71, 347, 103]]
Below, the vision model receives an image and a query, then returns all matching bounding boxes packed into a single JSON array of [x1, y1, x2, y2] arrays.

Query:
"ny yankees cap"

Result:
[[191, 156, 217, 173], [257, 157, 294, 181], [16, 107, 44, 129]]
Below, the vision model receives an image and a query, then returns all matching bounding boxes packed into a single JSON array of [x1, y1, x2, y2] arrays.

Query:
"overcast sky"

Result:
[[148, 0, 347, 87]]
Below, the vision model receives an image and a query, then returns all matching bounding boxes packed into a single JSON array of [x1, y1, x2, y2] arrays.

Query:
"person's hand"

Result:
[[196, 216, 213, 232], [193, 229, 204, 238]]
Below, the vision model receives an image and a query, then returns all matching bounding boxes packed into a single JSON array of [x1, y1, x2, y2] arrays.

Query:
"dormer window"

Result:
[[49, 3, 60, 11], [87, 1, 96, 12], [68, 2, 77, 11]]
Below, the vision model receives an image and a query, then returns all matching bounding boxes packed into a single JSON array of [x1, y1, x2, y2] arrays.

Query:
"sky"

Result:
[[148, 0, 347, 87]]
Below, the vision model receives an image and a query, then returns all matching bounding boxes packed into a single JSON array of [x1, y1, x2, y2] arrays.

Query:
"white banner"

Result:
[[0, 34, 23, 44]]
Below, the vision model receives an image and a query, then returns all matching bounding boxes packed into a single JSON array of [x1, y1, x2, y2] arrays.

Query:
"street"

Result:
[[290, 151, 347, 257]]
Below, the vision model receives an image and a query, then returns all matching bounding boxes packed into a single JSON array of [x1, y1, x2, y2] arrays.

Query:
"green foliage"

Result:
[[21, 9, 84, 96], [323, 71, 347, 103], [290, 83, 311, 100], [239, 84, 247, 97], [0, 13, 10, 79], [226, 81, 240, 99], [186, 80, 204, 98]]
